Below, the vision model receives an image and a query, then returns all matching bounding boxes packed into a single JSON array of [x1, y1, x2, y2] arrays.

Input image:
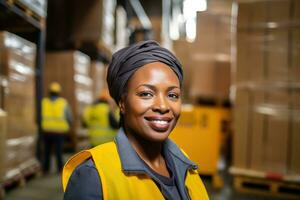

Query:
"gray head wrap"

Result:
[[107, 40, 183, 104]]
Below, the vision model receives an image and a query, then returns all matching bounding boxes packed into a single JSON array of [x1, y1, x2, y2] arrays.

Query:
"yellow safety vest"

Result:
[[63, 142, 209, 200], [42, 97, 70, 133], [83, 103, 116, 146]]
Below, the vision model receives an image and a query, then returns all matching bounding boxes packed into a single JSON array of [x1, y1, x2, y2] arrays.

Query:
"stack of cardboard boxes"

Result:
[[173, 11, 232, 103], [232, 0, 300, 178], [190, 11, 231, 102], [44, 51, 93, 151], [90, 61, 106, 100], [0, 31, 38, 182], [70, 0, 115, 48]]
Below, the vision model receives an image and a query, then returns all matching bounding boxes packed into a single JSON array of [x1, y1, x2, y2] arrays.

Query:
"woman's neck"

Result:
[[124, 127, 169, 177], [126, 130, 162, 163]]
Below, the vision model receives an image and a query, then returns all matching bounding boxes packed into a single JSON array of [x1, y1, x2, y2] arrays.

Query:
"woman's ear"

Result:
[[118, 98, 125, 115]]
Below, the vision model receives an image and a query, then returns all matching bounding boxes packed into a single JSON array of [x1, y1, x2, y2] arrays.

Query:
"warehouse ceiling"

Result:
[[117, 0, 163, 18], [46, 0, 167, 60]]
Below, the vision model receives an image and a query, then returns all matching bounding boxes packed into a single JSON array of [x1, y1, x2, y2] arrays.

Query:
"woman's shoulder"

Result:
[[64, 158, 103, 200], [69, 158, 99, 181], [77, 158, 96, 168]]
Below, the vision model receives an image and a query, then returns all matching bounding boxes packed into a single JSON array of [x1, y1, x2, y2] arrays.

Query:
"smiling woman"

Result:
[[62, 40, 209, 200]]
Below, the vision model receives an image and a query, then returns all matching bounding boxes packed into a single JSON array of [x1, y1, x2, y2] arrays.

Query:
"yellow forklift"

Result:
[[170, 99, 231, 188]]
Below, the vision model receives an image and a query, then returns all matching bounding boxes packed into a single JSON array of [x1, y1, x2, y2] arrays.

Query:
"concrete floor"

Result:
[[4, 172, 289, 200], [2, 154, 291, 200], [5, 173, 63, 200]]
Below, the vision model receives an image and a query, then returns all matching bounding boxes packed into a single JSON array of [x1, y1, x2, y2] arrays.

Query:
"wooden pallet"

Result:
[[2, 168, 24, 188], [1, 159, 41, 197], [233, 175, 300, 199], [5, 0, 45, 26]]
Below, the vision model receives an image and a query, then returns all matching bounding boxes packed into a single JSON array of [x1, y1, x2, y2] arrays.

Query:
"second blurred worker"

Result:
[[42, 82, 73, 173], [83, 89, 119, 147]]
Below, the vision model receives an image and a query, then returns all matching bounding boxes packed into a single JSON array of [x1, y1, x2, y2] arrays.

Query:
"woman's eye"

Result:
[[138, 91, 153, 98], [168, 93, 180, 100]]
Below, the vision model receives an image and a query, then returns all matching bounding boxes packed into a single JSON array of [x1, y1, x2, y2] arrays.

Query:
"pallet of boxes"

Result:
[[44, 51, 93, 151], [90, 61, 107, 99], [230, 0, 300, 198], [0, 32, 40, 190], [171, 10, 232, 188]]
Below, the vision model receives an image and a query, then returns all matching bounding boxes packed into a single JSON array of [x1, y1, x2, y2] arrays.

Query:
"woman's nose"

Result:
[[152, 94, 170, 113]]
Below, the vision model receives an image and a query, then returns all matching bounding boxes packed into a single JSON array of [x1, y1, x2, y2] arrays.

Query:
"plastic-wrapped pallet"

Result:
[[90, 61, 106, 100], [231, 0, 300, 179], [0, 31, 38, 182]]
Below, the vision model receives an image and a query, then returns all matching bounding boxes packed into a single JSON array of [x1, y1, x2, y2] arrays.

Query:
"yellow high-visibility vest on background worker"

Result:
[[83, 103, 117, 146], [42, 97, 70, 133], [63, 142, 209, 200]]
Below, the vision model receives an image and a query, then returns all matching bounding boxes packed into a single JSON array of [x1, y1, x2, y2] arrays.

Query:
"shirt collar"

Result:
[[114, 128, 198, 173]]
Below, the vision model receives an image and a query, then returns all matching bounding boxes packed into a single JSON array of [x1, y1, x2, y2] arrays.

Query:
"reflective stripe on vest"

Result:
[[83, 103, 116, 146], [42, 97, 69, 133], [62, 142, 209, 200]]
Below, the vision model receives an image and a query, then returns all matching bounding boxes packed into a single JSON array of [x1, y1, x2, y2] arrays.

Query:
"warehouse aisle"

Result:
[[5, 174, 63, 200]]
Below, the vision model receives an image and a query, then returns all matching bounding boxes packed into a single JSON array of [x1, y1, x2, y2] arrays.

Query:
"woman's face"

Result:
[[120, 62, 181, 142]]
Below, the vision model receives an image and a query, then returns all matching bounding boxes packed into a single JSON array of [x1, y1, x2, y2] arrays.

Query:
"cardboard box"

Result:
[[173, 39, 194, 100], [236, 1, 252, 28], [249, 90, 265, 171], [235, 31, 249, 83], [236, 29, 266, 84], [290, 92, 300, 174], [4, 136, 37, 179], [237, 0, 289, 29], [0, 32, 36, 76], [189, 60, 231, 100], [90, 61, 106, 100], [264, 91, 289, 173], [233, 89, 298, 174], [232, 88, 250, 168], [71, 0, 115, 47], [115, 6, 128, 50], [236, 30, 290, 83], [0, 32, 37, 139], [268, 0, 290, 25], [291, 29, 300, 82], [195, 11, 231, 56], [0, 109, 7, 182], [267, 30, 289, 82]]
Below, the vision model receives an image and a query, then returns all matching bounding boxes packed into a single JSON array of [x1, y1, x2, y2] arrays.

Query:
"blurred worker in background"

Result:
[[82, 89, 119, 147], [42, 82, 73, 174]]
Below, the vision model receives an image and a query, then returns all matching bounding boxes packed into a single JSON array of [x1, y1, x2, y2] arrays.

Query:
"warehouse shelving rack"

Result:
[[0, 0, 45, 196]]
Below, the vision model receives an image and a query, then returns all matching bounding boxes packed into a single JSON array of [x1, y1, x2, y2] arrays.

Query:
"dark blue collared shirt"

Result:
[[64, 129, 198, 200]]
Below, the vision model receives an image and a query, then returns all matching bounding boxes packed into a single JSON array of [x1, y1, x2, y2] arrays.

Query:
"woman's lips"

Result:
[[145, 117, 172, 132]]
